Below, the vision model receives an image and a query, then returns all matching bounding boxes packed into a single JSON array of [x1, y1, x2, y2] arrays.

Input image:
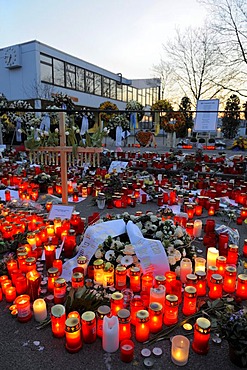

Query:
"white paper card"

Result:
[[48, 205, 75, 220]]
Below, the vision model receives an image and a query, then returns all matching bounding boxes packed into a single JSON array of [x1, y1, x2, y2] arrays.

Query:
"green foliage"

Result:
[[179, 96, 194, 137], [151, 99, 173, 113], [222, 94, 241, 139]]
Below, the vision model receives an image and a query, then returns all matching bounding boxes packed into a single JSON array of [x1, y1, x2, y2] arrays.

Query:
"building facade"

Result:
[[0, 40, 161, 110]]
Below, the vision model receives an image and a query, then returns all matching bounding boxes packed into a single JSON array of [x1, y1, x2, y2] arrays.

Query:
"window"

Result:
[[40, 54, 52, 83], [117, 84, 122, 100], [85, 70, 94, 93], [66, 63, 75, 89], [103, 77, 110, 97], [54, 59, 65, 86], [76, 67, 85, 91], [94, 74, 102, 95], [127, 86, 133, 102], [110, 80, 116, 99], [122, 85, 127, 102]]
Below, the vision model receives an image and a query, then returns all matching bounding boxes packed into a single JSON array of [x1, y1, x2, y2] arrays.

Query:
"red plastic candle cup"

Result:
[[182, 286, 197, 316], [118, 309, 131, 341], [7, 260, 18, 277], [65, 317, 82, 353], [2, 279, 12, 295], [236, 274, 247, 300], [81, 311, 96, 343], [115, 266, 127, 290], [148, 302, 163, 333], [141, 273, 153, 294], [195, 271, 207, 297], [51, 304, 66, 338], [216, 256, 227, 277], [223, 266, 237, 293], [208, 274, 223, 299], [192, 318, 211, 355], [120, 339, 134, 363], [130, 296, 144, 326], [218, 233, 229, 257], [26, 270, 41, 301], [15, 294, 32, 323], [0, 275, 9, 288], [15, 275, 27, 295], [53, 259, 63, 276], [227, 244, 238, 265], [96, 305, 111, 338], [44, 244, 56, 270], [165, 271, 177, 295], [5, 286, 16, 302], [141, 194, 147, 204], [54, 278, 67, 304], [135, 310, 150, 342], [204, 219, 215, 233], [111, 292, 124, 316], [129, 267, 141, 293], [163, 295, 179, 326]]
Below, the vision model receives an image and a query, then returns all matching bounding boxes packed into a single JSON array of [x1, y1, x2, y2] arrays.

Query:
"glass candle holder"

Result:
[[117, 308, 131, 342], [129, 267, 141, 293], [72, 272, 84, 289], [171, 335, 190, 366], [227, 244, 239, 265], [111, 292, 124, 316], [207, 265, 218, 288], [154, 275, 166, 288], [44, 244, 56, 270], [204, 219, 215, 233], [193, 220, 202, 238], [5, 286, 16, 302], [65, 317, 82, 353], [148, 302, 163, 333], [180, 258, 192, 284], [130, 296, 144, 326], [103, 263, 114, 288], [194, 257, 206, 274], [192, 317, 211, 355], [223, 266, 237, 293], [149, 285, 166, 308], [26, 270, 41, 301], [47, 267, 59, 293], [216, 256, 227, 276], [81, 311, 96, 343], [120, 339, 134, 363], [7, 259, 18, 277], [17, 251, 28, 273], [51, 304, 66, 338], [163, 295, 179, 326], [96, 305, 111, 338], [218, 233, 229, 257], [185, 274, 197, 287], [25, 257, 37, 273], [208, 274, 223, 299], [195, 271, 207, 296], [93, 259, 104, 285], [207, 247, 219, 268], [115, 266, 127, 291], [33, 298, 47, 322], [141, 273, 153, 294], [15, 275, 27, 295], [236, 273, 247, 300], [53, 259, 63, 276], [165, 271, 177, 295], [54, 278, 67, 304], [77, 256, 87, 276], [15, 294, 32, 323], [135, 310, 150, 343], [182, 286, 197, 316]]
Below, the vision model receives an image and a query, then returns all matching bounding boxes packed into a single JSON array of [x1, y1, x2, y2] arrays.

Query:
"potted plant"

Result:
[[218, 307, 247, 368]]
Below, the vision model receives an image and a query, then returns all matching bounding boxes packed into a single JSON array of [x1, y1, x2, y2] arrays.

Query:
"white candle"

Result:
[[194, 257, 206, 273], [193, 220, 202, 238], [180, 258, 192, 284], [149, 285, 166, 307], [171, 335, 190, 366], [33, 298, 47, 322], [102, 315, 119, 353], [207, 247, 219, 268], [188, 128, 192, 137], [216, 128, 221, 138]]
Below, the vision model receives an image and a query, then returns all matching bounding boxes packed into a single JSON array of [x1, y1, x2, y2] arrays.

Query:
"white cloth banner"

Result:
[[116, 126, 123, 146], [80, 116, 89, 135], [40, 114, 51, 132], [127, 221, 170, 276], [61, 219, 126, 281]]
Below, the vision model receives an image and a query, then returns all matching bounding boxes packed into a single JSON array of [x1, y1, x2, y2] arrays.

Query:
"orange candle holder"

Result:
[[93, 259, 104, 285], [129, 267, 141, 293], [15, 275, 27, 295], [148, 302, 163, 333], [51, 304, 66, 338], [208, 274, 223, 299], [15, 294, 32, 323], [192, 317, 211, 355], [236, 273, 247, 300], [96, 305, 111, 338], [7, 260, 18, 277], [25, 257, 37, 273], [111, 292, 124, 316], [53, 259, 63, 276], [182, 286, 197, 316], [2, 279, 12, 295], [117, 308, 131, 341], [135, 310, 150, 342], [223, 266, 237, 293], [163, 295, 179, 326], [207, 265, 218, 288], [165, 271, 177, 295]]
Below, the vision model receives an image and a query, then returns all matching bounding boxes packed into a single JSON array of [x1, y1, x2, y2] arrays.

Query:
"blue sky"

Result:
[[0, 0, 207, 78]]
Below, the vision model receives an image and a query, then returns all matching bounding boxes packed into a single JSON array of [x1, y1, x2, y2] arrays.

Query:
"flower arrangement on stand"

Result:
[[107, 114, 129, 140], [161, 111, 186, 136]]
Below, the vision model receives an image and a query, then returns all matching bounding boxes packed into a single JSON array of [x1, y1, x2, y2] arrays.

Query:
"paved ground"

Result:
[[0, 137, 247, 370]]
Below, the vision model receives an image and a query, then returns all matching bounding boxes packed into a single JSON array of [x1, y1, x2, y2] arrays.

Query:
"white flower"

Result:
[[141, 228, 147, 235], [175, 266, 181, 277], [105, 250, 115, 261], [168, 255, 176, 266], [36, 137, 41, 142], [150, 225, 157, 232], [155, 231, 163, 239], [144, 221, 152, 230], [174, 250, 182, 262], [65, 131, 69, 135], [72, 126, 77, 130], [55, 128, 59, 133], [174, 226, 184, 238], [44, 131, 49, 136], [123, 244, 135, 255], [116, 254, 124, 264], [167, 246, 175, 255], [130, 215, 138, 221], [95, 249, 103, 258], [30, 126, 34, 131], [182, 249, 186, 257], [76, 129, 80, 134], [121, 255, 134, 266], [17, 129, 22, 133], [173, 239, 184, 246]]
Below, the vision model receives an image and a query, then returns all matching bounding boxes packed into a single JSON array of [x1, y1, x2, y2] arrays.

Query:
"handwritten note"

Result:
[[48, 205, 75, 220]]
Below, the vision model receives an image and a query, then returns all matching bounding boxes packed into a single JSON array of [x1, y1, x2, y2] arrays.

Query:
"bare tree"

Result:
[[199, 0, 247, 97], [153, 25, 240, 106]]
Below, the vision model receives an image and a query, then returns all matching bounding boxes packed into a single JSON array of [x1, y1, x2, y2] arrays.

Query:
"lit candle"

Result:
[[2, 279, 12, 295], [165, 271, 177, 295], [15, 275, 27, 295], [207, 247, 219, 268], [188, 128, 192, 137], [102, 315, 119, 353], [54, 278, 67, 304], [5, 286, 16, 302], [195, 271, 207, 296], [193, 220, 202, 238], [26, 270, 41, 301], [129, 267, 141, 293], [218, 233, 229, 257], [192, 317, 211, 355], [44, 244, 56, 270], [77, 256, 87, 276], [223, 266, 237, 293], [115, 266, 127, 290], [216, 128, 221, 138], [207, 265, 218, 288], [47, 267, 59, 292], [180, 258, 192, 284], [15, 294, 32, 322], [51, 304, 66, 337], [171, 335, 190, 366], [130, 296, 145, 326], [93, 259, 104, 285], [120, 339, 134, 363], [236, 273, 247, 300], [65, 317, 82, 353], [96, 305, 111, 338], [135, 310, 150, 343], [53, 259, 63, 276], [195, 205, 203, 216], [111, 292, 124, 316], [71, 272, 84, 289], [182, 286, 197, 316], [194, 257, 206, 273], [7, 260, 18, 277], [149, 285, 166, 308], [163, 295, 179, 326], [25, 257, 37, 273], [0, 275, 8, 287], [148, 302, 163, 333], [81, 311, 97, 343], [154, 275, 166, 288], [208, 206, 215, 216], [208, 274, 223, 299], [227, 244, 239, 265], [141, 273, 153, 294], [103, 263, 114, 288], [216, 256, 227, 276], [117, 309, 131, 342], [33, 298, 47, 322]]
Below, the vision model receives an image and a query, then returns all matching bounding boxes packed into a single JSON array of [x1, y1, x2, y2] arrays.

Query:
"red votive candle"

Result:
[[115, 266, 127, 290], [7, 260, 18, 277], [118, 309, 131, 341], [141, 273, 153, 294], [81, 311, 96, 343], [195, 271, 207, 297], [111, 292, 124, 316], [65, 317, 82, 353], [47, 267, 59, 292], [54, 278, 67, 304], [135, 310, 150, 343], [51, 304, 66, 338], [5, 286, 16, 302], [216, 256, 227, 277], [208, 274, 223, 299], [223, 266, 237, 293], [15, 294, 32, 323], [182, 286, 197, 316], [26, 270, 41, 301], [130, 296, 144, 326], [236, 274, 247, 300], [120, 339, 134, 363], [96, 305, 111, 338], [148, 302, 163, 333], [218, 233, 229, 257], [129, 267, 141, 293], [163, 295, 178, 326], [227, 244, 238, 265], [53, 259, 63, 276], [44, 244, 56, 270], [192, 317, 211, 355]]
